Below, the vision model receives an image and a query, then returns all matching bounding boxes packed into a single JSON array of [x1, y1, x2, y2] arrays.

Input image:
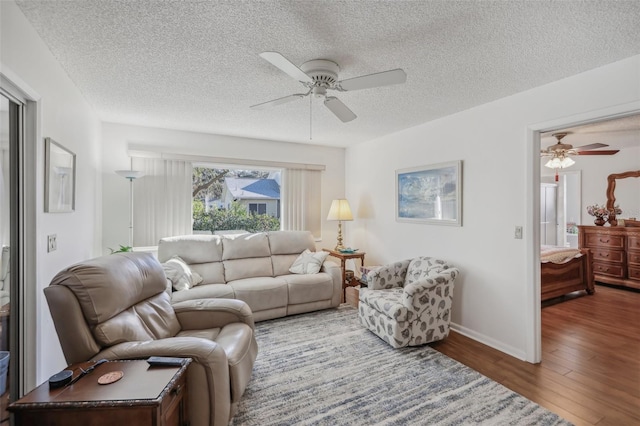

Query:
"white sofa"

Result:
[[157, 231, 342, 321]]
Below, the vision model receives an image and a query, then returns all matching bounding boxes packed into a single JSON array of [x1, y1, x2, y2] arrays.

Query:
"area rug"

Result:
[[231, 305, 571, 426]]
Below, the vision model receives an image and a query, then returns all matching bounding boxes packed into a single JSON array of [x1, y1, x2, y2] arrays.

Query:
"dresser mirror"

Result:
[[606, 170, 640, 225]]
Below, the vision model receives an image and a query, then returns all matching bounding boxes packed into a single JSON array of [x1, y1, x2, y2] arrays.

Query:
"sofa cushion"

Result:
[[288, 249, 329, 274], [281, 273, 334, 304], [228, 277, 288, 312], [224, 257, 273, 282], [162, 256, 204, 291], [190, 262, 226, 285], [158, 235, 223, 264], [171, 283, 235, 303], [268, 230, 315, 255], [271, 253, 299, 277], [222, 233, 271, 260]]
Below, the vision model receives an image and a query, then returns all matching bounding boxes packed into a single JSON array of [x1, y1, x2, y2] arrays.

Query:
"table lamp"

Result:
[[327, 199, 353, 251]]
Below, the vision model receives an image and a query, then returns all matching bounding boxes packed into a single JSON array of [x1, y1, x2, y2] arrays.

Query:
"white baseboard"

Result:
[[450, 322, 528, 362]]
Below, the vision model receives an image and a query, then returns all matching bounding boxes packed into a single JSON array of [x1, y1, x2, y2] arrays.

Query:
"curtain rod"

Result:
[[127, 144, 326, 171]]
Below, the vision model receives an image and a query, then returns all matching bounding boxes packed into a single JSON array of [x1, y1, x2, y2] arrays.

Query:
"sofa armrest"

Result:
[[173, 298, 255, 331], [402, 268, 459, 312], [367, 259, 411, 290]]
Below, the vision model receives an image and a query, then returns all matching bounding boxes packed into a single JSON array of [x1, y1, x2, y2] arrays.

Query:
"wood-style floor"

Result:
[[431, 284, 640, 426]]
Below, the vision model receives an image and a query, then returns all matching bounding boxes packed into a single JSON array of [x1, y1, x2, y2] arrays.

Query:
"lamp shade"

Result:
[[327, 199, 353, 221]]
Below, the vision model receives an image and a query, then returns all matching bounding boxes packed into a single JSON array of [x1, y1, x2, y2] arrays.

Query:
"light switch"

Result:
[[514, 226, 523, 239]]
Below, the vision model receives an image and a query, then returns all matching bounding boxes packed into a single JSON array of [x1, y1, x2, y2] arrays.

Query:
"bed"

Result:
[[540, 245, 595, 302]]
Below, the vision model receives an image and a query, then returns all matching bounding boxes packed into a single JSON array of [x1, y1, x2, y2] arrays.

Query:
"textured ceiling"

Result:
[[14, 0, 640, 148]]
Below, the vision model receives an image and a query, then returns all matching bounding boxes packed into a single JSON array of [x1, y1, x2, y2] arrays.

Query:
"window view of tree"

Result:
[[192, 166, 281, 234]]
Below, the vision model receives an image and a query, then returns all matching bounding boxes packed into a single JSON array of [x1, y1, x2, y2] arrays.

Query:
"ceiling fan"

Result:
[[541, 132, 620, 158], [541, 132, 619, 180], [250, 52, 407, 123]]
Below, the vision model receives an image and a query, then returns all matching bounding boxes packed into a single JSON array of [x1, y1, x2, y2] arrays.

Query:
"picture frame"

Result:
[[396, 160, 462, 226], [45, 137, 76, 213]]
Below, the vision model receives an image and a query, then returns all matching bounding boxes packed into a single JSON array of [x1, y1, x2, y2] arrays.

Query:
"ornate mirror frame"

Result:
[[606, 170, 640, 210]]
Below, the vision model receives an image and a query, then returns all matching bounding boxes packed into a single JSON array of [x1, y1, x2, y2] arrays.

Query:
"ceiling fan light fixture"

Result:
[[560, 157, 575, 168]]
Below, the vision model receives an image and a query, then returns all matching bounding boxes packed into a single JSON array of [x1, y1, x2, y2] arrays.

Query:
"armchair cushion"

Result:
[[359, 288, 408, 321], [366, 259, 411, 290]]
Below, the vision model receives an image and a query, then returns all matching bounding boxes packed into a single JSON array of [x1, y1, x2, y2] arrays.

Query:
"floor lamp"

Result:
[[115, 169, 145, 247]]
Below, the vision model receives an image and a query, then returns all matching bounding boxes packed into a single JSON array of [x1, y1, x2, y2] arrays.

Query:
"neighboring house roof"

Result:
[[225, 178, 280, 200]]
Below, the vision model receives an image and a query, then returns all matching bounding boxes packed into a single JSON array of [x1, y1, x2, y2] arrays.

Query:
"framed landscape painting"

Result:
[[45, 137, 76, 213], [396, 160, 462, 226]]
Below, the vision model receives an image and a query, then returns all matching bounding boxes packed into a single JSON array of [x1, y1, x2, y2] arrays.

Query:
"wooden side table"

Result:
[[9, 359, 190, 426], [323, 249, 365, 303]]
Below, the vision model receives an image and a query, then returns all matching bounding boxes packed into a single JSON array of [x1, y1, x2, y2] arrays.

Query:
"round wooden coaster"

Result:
[[98, 370, 124, 385]]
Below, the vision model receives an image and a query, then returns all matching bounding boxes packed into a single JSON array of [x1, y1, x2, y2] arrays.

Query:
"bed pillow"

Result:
[[289, 249, 330, 274], [162, 256, 203, 291]]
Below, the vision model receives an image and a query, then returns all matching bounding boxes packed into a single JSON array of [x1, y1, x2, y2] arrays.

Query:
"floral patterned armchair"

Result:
[[358, 256, 459, 348]]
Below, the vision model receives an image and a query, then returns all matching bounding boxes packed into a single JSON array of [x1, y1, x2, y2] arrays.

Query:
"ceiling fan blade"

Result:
[[574, 143, 609, 151], [324, 96, 357, 122], [259, 52, 313, 83], [338, 68, 407, 91], [250, 94, 305, 110], [577, 150, 620, 155]]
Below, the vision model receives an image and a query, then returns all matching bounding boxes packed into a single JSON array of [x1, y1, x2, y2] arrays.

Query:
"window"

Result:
[[193, 166, 281, 234], [249, 203, 267, 215]]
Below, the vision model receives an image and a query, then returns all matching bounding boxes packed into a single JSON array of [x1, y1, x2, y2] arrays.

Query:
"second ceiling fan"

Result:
[[250, 52, 407, 122]]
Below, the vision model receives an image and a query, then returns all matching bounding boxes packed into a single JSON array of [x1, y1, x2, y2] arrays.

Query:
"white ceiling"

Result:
[[14, 0, 640, 148]]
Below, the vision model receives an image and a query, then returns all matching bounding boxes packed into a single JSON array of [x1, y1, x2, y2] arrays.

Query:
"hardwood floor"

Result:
[[431, 284, 640, 426]]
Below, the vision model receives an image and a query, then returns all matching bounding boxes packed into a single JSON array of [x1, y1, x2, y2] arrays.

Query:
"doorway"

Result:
[[0, 73, 38, 411], [530, 105, 640, 363]]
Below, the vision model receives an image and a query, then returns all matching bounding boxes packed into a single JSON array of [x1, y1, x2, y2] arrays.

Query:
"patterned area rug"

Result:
[[231, 305, 571, 426]]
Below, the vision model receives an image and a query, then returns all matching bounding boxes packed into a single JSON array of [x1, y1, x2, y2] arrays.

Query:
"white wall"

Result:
[[1, 1, 102, 385], [346, 55, 640, 360], [101, 123, 346, 253]]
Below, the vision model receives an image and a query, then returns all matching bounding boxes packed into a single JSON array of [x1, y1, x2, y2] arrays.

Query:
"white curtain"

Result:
[[281, 169, 322, 238], [132, 158, 193, 246]]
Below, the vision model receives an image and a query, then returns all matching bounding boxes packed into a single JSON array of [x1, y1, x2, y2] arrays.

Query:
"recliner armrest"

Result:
[[173, 298, 255, 330], [93, 336, 228, 366]]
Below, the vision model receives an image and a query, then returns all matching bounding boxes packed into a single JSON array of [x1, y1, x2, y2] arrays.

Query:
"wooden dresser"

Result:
[[578, 225, 640, 290]]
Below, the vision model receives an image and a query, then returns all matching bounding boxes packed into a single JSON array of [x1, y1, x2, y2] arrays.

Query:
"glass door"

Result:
[[0, 92, 14, 425]]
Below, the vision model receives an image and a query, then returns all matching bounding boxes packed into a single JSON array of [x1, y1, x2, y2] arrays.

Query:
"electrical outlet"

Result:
[[47, 234, 57, 252], [514, 226, 523, 239]]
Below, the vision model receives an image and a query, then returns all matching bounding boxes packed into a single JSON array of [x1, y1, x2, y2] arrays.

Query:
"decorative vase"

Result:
[[594, 217, 606, 226], [608, 214, 617, 227]]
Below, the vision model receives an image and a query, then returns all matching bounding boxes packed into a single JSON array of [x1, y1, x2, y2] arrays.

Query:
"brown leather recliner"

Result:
[[44, 252, 258, 426]]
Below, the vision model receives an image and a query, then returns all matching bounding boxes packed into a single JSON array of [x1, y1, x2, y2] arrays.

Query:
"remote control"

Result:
[[146, 356, 186, 367]]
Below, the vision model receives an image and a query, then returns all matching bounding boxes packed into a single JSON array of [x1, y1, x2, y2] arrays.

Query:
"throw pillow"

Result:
[[162, 256, 203, 291], [289, 249, 329, 274]]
